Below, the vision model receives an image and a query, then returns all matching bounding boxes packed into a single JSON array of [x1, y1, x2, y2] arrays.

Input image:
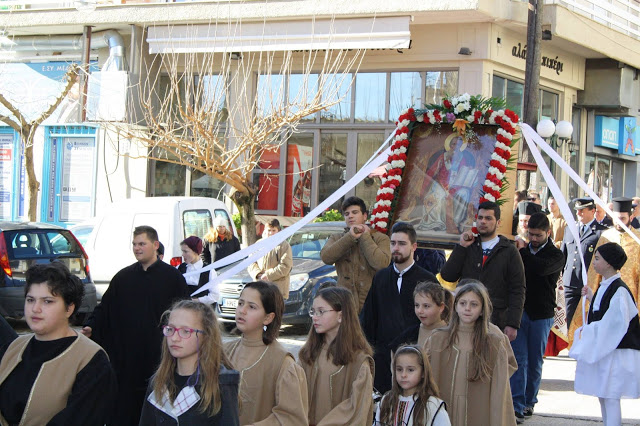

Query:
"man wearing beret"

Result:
[[568, 197, 640, 344], [560, 197, 608, 330]]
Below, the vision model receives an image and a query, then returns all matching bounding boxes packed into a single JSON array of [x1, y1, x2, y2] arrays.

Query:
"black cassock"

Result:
[[87, 259, 189, 426], [360, 263, 436, 394]]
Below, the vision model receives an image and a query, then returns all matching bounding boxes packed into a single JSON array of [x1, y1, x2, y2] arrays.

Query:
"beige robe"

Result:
[[418, 319, 447, 349], [300, 346, 374, 426], [425, 323, 517, 426], [568, 226, 640, 346], [547, 212, 567, 248], [224, 337, 308, 426], [247, 241, 293, 299]]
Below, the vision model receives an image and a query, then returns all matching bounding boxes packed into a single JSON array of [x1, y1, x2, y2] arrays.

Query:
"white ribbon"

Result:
[[520, 123, 640, 327], [188, 134, 394, 296]]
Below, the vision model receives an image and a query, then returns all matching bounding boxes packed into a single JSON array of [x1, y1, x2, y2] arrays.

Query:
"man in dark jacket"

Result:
[[441, 201, 525, 341], [82, 226, 189, 425], [510, 213, 565, 422], [561, 197, 608, 326], [360, 222, 436, 394]]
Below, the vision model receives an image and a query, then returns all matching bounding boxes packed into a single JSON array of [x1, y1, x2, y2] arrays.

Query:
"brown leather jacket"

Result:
[[320, 228, 391, 311]]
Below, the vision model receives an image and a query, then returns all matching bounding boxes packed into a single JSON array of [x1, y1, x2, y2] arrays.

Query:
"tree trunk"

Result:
[[22, 129, 40, 222], [231, 189, 257, 246]]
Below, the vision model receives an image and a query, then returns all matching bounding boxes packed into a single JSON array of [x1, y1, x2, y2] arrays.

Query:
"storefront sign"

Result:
[[511, 43, 564, 75], [594, 116, 620, 149], [594, 115, 638, 156], [60, 138, 95, 221], [0, 134, 13, 219]]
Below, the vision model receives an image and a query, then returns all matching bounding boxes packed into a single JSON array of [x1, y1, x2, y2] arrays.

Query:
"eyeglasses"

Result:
[[308, 309, 335, 317], [162, 326, 204, 339]]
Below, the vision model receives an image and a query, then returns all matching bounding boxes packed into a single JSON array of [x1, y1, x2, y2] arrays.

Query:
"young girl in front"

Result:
[[224, 281, 308, 426], [390, 281, 453, 353], [569, 242, 640, 426], [139, 300, 239, 425], [299, 286, 374, 426], [425, 280, 517, 426], [376, 345, 450, 426]]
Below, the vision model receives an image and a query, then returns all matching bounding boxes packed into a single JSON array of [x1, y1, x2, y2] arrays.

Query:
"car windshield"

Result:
[[288, 230, 336, 259]]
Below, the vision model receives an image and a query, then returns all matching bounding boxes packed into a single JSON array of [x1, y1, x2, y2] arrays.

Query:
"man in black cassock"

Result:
[[82, 225, 188, 425], [360, 222, 436, 394]]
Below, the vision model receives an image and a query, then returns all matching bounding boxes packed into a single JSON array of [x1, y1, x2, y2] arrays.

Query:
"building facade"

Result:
[[1, 0, 639, 225]]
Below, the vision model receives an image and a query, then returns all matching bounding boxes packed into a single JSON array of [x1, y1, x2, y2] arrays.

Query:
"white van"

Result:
[[84, 196, 236, 299]]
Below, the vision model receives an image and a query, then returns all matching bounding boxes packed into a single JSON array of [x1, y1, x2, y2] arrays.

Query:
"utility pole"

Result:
[[521, 0, 543, 189]]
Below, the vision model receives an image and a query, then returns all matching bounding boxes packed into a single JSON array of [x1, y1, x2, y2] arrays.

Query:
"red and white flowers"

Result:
[[370, 94, 519, 234]]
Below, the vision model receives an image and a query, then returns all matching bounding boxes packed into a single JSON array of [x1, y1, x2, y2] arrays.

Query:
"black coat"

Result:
[[202, 237, 241, 267], [360, 263, 436, 394], [519, 238, 565, 320], [440, 235, 525, 330]]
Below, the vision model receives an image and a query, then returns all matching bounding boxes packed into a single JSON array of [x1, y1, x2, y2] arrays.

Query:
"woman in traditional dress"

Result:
[[139, 300, 239, 425], [0, 262, 116, 425], [299, 286, 374, 426], [224, 280, 308, 425], [177, 235, 219, 306], [425, 280, 517, 426]]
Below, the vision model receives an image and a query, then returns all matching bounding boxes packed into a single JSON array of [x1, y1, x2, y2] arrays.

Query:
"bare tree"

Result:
[[0, 64, 79, 221], [112, 29, 364, 245]]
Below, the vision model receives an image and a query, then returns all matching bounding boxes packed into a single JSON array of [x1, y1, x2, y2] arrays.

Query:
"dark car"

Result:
[[216, 221, 345, 325], [0, 222, 97, 321]]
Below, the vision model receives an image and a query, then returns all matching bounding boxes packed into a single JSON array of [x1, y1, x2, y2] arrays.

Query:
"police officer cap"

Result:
[[574, 197, 595, 210], [517, 201, 542, 216], [611, 197, 633, 213], [596, 242, 627, 270]]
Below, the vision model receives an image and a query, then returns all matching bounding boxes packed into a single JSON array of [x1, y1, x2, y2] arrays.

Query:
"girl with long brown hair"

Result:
[[376, 345, 450, 426], [298, 286, 374, 426], [425, 280, 517, 426], [139, 300, 239, 425], [224, 281, 308, 425]]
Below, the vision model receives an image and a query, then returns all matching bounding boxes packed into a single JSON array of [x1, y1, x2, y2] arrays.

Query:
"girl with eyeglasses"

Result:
[[376, 345, 450, 426], [223, 281, 308, 425], [299, 286, 374, 426], [139, 300, 240, 425], [425, 280, 517, 426]]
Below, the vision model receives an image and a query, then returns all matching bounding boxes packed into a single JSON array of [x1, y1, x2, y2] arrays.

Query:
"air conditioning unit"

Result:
[[86, 70, 128, 122]]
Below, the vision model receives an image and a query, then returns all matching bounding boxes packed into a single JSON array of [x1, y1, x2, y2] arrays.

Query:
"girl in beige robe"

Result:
[[299, 286, 374, 426], [425, 280, 517, 426], [224, 281, 308, 426]]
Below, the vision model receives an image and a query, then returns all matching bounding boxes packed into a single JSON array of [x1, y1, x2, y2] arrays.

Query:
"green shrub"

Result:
[[313, 209, 344, 222]]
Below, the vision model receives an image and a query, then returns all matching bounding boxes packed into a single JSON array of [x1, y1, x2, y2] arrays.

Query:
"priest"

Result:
[[360, 222, 436, 394]]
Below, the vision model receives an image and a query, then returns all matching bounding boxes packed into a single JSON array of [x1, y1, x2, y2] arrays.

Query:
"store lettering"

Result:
[[511, 43, 564, 75], [602, 128, 617, 143]]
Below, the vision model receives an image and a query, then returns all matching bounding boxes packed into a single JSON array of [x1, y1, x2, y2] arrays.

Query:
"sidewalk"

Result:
[[525, 353, 640, 425]]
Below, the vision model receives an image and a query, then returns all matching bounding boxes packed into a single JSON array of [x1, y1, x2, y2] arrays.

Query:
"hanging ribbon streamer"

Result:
[[188, 134, 394, 296], [520, 123, 640, 327]]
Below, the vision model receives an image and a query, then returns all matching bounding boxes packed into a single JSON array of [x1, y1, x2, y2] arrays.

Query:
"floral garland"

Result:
[[370, 93, 519, 234]]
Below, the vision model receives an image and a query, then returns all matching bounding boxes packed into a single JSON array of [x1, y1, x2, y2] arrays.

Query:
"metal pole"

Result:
[[79, 25, 92, 123]]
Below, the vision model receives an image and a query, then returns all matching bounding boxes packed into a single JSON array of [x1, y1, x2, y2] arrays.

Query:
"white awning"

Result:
[[147, 16, 411, 54]]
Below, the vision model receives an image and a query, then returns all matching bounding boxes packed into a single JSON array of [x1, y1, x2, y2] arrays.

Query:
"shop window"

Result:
[[257, 74, 285, 117], [355, 73, 386, 123], [425, 71, 458, 105], [320, 74, 352, 123], [258, 144, 281, 170], [319, 133, 347, 211], [541, 91, 558, 121], [389, 72, 422, 122], [492, 75, 523, 117], [254, 173, 280, 211], [584, 155, 611, 202], [289, 74, 319, 122], [355, 133, 385, 211], [190, 169, 225, 201], [199, 74, 228, 122], [154, 160, 186, 196], [285, 133, 314, 216]]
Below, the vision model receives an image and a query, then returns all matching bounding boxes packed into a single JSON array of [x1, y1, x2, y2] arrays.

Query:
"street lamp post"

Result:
[[536, 119, 575, 196]]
